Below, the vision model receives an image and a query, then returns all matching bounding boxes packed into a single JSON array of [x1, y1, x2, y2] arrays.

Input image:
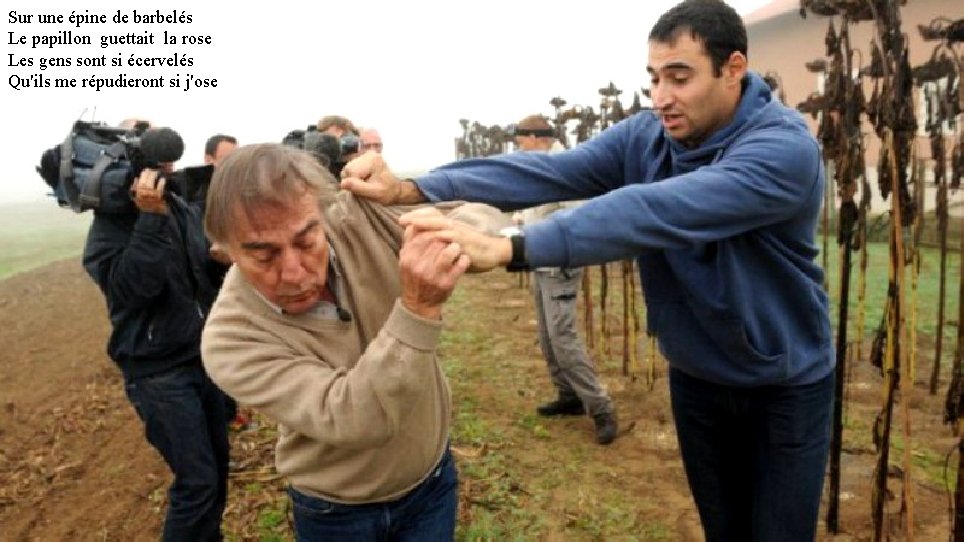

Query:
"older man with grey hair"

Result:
[[200, 143, 473, 541], [359, 127, 384, 154]]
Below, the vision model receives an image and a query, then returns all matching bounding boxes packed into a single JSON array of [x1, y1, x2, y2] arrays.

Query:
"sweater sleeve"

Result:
[[202, 298, 444, 449], [415, 117, 633, 210], [524, 127, 823, 267]]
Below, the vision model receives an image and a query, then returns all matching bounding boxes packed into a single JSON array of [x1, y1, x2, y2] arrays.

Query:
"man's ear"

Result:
[[725, 51, 748, 86], [210, 242, 234, 264]]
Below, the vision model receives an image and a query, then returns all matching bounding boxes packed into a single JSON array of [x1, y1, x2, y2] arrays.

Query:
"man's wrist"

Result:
[[496, 237, 514, 268], [399, 180, 428, 204], [497, 226, 528, 271], [401, 298, 442, 320]]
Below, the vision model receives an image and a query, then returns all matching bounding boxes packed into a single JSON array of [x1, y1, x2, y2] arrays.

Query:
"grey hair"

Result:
[[204, 143, 337, 243]]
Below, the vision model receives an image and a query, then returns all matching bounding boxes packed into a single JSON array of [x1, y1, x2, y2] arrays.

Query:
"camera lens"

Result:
[[340, 134, 360, 155]]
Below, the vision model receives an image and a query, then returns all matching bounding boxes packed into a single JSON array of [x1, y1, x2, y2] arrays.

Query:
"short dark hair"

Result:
[[204, 134, 237, 157], [648, 0, 747, 76]]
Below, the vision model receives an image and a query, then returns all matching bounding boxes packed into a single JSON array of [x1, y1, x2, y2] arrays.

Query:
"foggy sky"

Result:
[[0, 0, 771, 203]]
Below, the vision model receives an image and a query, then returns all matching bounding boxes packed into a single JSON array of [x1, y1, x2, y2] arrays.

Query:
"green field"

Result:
[[0, 201, 92, 279], [820, 235, 962, 349]]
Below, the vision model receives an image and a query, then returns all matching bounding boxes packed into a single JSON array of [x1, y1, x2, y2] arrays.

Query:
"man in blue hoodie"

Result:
[[343, 0, 832, 539]]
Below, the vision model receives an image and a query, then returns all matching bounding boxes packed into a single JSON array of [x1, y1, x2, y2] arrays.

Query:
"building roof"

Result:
[[743, 0, 799, 26]]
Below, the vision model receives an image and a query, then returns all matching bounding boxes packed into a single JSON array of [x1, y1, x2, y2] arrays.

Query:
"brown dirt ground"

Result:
[[0, 258, 958, 540]]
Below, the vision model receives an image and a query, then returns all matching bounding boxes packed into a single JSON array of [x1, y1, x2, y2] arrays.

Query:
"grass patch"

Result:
[[0, 202, 91, 280], [515, 413, 551, 440], [254, 499, 290, 542], [821, 241, 961, 347], [888, 434, 958, 490], [562, 491, 669, 539]]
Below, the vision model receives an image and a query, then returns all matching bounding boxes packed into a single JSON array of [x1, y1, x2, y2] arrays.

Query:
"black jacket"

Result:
[[83, 195, 219, 379]]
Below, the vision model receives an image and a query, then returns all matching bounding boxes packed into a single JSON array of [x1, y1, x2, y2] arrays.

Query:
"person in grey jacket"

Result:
[[512, 114, 617, 445]]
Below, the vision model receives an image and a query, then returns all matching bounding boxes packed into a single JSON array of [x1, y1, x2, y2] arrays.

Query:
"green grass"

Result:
[[443, 279, 688, 540], [819, 239, 961, 347], [254, 500, 290, 542], [0, 202, 91, 279], [887, 433, 957, 490]]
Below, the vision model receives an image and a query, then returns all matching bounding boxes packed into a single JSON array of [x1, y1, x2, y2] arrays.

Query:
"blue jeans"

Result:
[[288, 448, 458, 541], [669, 368, 833, 542], [124, 362, 230, 542]]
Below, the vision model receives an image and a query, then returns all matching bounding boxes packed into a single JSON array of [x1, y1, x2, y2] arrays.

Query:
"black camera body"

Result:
[[282, 125, 344, 180], [281, 125, 312, 149], [170, 164, 215, 208], [37, 121, 184, 214], [339, 134, 360, 156]]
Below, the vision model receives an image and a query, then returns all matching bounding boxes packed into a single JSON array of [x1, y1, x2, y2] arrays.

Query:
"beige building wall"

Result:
[[744, 0, 962, 216]]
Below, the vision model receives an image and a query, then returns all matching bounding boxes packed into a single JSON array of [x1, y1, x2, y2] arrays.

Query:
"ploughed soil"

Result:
[[0, 258, 957, 540]]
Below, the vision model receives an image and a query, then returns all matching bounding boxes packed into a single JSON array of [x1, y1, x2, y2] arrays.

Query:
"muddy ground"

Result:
[[0, 258, 957, 540]]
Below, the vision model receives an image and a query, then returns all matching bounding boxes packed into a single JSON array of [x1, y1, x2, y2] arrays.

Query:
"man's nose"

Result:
[[651, 83, 674, 110], [278, 249, 305, 283]]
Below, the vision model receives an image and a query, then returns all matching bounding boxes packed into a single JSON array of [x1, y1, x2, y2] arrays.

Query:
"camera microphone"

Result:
[[141, 127, 185, 165]]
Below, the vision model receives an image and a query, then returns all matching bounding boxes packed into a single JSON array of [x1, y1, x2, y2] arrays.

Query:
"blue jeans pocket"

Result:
[[288, 486, 343, 517], [415, 449, 458, 505]]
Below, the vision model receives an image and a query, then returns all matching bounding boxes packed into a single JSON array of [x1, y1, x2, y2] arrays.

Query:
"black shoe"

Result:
[[593, 412, 618, 445], [536, 396, 586, 417]]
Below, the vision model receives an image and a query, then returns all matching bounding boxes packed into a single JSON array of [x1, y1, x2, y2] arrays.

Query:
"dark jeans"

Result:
[[288, 448, 458, 541], [669, 368, 833, 542], [124, 362, 230, 542], [223, 393, 238, 422]]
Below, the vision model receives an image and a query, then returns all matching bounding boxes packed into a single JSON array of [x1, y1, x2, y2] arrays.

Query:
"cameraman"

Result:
[[82, 140, 229, 541], [317, 115, 360, 177]]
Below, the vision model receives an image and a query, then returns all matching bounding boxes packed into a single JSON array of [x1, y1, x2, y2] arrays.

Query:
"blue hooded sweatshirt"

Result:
[[416, 72, 833, 387]]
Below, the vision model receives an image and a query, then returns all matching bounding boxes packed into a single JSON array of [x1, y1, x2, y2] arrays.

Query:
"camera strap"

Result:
[[58, 132, 81, 212], [79, 141, 127, 212]]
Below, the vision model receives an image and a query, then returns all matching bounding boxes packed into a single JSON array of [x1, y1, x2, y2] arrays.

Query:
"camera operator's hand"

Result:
[[132, 168, 169, 215], [340, 152, 426, 205]]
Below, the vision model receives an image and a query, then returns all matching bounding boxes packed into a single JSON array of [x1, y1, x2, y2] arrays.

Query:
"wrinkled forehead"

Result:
[[229, 189, 324, 242]]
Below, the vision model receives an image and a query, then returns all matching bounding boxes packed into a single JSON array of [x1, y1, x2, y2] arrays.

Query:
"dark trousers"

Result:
[[669, 368, 833, 542], [124, 362, 230, 542], [223, 393, 238, 422], [288, 448, 458, 541]]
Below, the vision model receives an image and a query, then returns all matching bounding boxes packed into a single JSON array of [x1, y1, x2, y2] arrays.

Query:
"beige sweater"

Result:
[[201, 192, 451, 503]]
